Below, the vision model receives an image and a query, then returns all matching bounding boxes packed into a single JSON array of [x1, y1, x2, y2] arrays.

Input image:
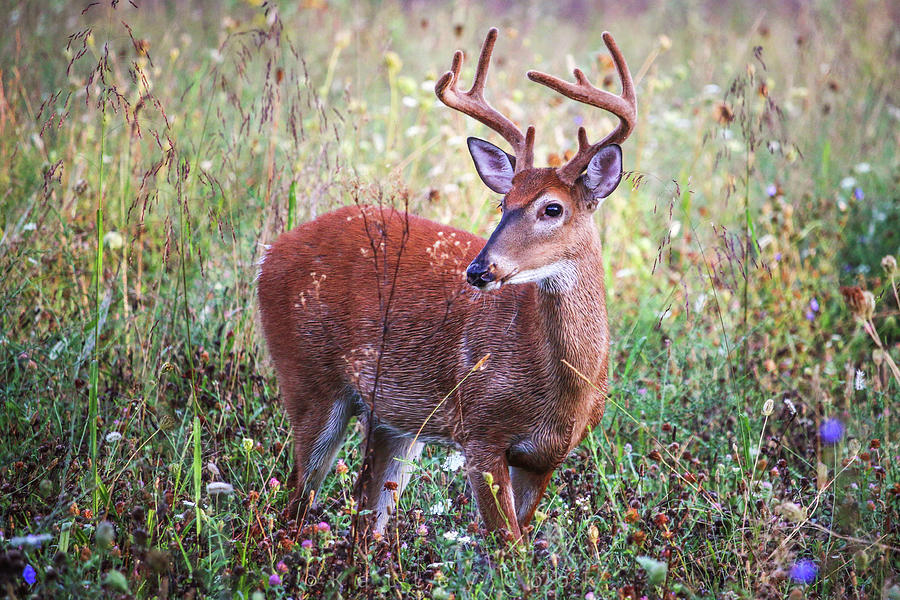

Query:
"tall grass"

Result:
[[0, 1, 897, 598]]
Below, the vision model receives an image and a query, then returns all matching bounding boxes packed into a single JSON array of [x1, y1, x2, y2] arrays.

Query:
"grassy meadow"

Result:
[[1, 0, 899, 598]]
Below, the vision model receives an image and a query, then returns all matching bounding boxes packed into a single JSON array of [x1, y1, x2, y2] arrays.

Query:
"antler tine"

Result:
[[526, 31, 637, 185], [435, 28, 533, 172]]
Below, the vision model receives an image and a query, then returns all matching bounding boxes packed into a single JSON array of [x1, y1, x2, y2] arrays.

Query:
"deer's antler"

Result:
[[435, 28, 535, 173], [527, 32, 636, 185]]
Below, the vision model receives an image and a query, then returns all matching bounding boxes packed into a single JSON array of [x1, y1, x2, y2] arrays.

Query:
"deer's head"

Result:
[[436, 29, 636, 292]]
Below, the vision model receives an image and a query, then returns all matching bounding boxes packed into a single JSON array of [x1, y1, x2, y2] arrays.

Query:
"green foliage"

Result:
[[0, 1, 898, 599]]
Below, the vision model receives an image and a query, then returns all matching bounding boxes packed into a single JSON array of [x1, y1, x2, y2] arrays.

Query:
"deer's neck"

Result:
[[535, 229, 609, 397]]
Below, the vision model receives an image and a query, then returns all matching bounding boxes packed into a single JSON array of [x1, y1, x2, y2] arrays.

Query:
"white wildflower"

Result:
[[206, 482, 234, 496], [441, 452, 465, 472], [693, 293, 708, 313], [103, 231, 124, 250], [839, 176, 856, 190], [783, 398, 797, 415], [429, 499, 451, 515], [9, 533, 52, 547], [105, 431, 123, 443], [854, 369, 866, 391]]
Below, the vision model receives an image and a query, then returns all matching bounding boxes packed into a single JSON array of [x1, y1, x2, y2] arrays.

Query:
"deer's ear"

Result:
[[582, 144, 623, 202], [467, 137, 516, 194]]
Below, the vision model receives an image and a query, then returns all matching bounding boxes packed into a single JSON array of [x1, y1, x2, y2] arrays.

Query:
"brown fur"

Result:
[[257, 180, 609, 539]]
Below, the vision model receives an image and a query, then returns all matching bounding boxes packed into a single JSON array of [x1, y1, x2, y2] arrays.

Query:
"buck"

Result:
[[257, 28, 636, 540]]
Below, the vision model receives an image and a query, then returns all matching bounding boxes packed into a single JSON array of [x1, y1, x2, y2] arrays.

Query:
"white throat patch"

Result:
[[506, 259, 577, 293]]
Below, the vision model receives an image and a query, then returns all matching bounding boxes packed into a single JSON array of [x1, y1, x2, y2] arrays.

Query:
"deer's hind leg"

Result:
[[354, 423, 424, 532], [282, 381, 355, 513]]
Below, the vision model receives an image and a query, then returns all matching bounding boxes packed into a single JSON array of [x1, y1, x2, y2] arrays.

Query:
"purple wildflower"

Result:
[[853, 187, 864, 200], [790, 558, 818, 584], [766, 184, 777, 197], [809, 297, 819, 312], [317, 521, 331, 533], [301, 539, 313, 549], [268, 572, 282, 586], [774, 252, 782, 261], [23, 565, 37, 586], [637, 387, 648, 396], [276, 561, 289, 573], [573, 115, 584, 126], [820, 418, 844, 444]]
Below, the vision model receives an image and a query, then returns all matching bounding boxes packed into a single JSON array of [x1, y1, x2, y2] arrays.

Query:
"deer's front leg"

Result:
[[465, 454, 521, 540], [510, 466, 553, 532]]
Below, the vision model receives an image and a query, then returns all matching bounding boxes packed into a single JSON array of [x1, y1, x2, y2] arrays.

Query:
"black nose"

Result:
[[466, 261, 495, 288]]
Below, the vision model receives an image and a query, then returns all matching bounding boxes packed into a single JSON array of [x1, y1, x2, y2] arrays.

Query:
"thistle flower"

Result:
[[819, 418, 844, 445], [805, 297, 819, 321], [790, 558, 818, 584], [268, 573, 281, 586], [23, 564, 37, 586]]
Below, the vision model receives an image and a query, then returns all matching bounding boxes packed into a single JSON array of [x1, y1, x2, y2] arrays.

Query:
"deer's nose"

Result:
[[466, 261, 496, 288]]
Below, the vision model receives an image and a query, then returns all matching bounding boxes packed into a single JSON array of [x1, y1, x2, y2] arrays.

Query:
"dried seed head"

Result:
[[762, 398, 775, 416], [882, 254, 897, 275], [775, 501, 807, 523], [714, 103, 734, 124], [840, 286, 875, 320]]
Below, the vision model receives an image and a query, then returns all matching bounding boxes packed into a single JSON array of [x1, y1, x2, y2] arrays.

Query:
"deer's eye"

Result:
[[543, 203, 563, 218]]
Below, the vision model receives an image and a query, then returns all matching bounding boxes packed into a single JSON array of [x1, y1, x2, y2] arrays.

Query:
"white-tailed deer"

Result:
[[257, 28, 636, 539]]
